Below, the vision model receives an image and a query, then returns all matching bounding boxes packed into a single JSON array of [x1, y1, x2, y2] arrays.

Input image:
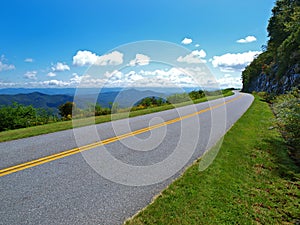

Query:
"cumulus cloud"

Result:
[[195, 44, 200, 47], [211, 51, 261, 72], [177, 50, 207, 64], [0, 56, 15, 72], [73, 50, 123, 66], [104, 70, 123, 79], [0, 81, 18, 88], [47, 72, 56, 77], [89, 66, 214, 88], [0, 72, 85, 88], [236, 35, 257, 43], [39, 73, 83, 87], [181, 37, 193, 45], [217, 74, 242, 89], [70, 73, 83, 84], [24, 71, 37, 80], [41, 80, 69, 86], [24, 58, 34, 63], [52, 62, 70, 72], [129, 54, 151, 66]]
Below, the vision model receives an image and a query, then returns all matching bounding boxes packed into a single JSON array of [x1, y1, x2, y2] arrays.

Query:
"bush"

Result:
[[167, 93, 191, 104], [0, 103, 37, 131], [257, 92, 276, 103], [95, 104, 111, 116], [272, 88, 300, 164]]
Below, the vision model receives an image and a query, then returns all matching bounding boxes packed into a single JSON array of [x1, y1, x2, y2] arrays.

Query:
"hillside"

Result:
[[0, 89, 166, 113], [242, 0, 300, 94], [0, 92, 73, 113]]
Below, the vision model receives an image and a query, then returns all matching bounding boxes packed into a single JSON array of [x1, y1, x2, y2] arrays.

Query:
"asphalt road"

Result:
[[0, 92, 254, 225]]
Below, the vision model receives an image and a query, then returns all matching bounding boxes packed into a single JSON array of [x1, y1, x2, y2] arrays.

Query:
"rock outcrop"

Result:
[[245, 64, 300, 94]]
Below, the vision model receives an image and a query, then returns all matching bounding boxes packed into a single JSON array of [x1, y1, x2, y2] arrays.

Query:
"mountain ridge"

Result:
[[0, 89, 167, 113]]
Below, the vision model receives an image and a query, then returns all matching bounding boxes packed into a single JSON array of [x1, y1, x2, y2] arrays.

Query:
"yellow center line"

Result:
[[0, 94, 244, 177]]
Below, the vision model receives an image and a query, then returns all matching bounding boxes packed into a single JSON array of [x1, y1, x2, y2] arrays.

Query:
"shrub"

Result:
[[272, 88, 300, 164]]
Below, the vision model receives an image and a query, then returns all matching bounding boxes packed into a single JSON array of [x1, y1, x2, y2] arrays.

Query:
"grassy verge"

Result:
[[0, 92, 233, 143], [125, 96, 300, 224]]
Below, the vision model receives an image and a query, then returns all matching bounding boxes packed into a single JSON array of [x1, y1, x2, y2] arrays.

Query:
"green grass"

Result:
[[0, 92, 233, 142], [125, 96, 300, 225]]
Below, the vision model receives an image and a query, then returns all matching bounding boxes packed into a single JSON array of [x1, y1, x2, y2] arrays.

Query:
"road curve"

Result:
[[0, 92, 253, 225]]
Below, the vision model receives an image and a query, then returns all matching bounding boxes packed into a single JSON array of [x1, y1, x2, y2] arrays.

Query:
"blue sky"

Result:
[[0, 0, 275, 89]]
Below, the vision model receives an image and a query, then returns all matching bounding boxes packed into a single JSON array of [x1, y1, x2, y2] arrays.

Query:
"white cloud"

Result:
[[181, 37, 193, 45], [192, 50, 206, 58], [104, 70, 123, 79], [97, 51, 123, 66], [0, 72, 85, 88], [38, 73, 83, 87], [0, 56, 15, 72], [70, 73, 83, 84], [52, 62, 70, 71], [73, 50, 123, 66], [217, 74, 242, 88], [47, 72, 56, 77], [211, 51, 261, 72], [177, 50, 207, 64], [195, 44, 200, 47], [24, 71, 37, 80], [72, 51, 97, 66], [24, 58, 34, 63], [236, 35, 257, 43], [129, 54, 151, 66], [0, 81, 18, 88], [41, 80, 69, 87], [91, 66, 214, 88]]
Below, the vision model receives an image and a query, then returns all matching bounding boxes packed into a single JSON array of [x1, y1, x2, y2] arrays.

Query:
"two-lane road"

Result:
[[0, 92, 253, 225]]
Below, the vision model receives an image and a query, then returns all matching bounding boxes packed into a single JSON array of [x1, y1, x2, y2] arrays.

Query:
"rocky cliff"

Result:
[[245, 64, 300, 94]]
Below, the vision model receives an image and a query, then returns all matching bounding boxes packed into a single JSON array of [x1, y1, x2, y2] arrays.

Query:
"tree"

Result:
[[109, 102, 119, 114], [58, 102, 76, 119]]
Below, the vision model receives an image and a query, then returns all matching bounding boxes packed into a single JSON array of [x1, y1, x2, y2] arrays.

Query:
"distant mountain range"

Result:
[[0, 87, 202, 96], [0, 89, 168, 114], [0, 88, 121, 96], [0, 92, 74, 113]]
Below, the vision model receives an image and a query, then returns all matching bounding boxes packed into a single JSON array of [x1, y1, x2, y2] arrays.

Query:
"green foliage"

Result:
[[277, 26, 300, 76], [58, 101, 76, 119], [0, 103, 36, 131], [137, 97, 166, 108], [272, 88, 300, 164], [257, 91, 276, 103], [188, 90, 205, 100], [242, 51, 274, 89], [94, 103, 111, 116], [167, 93, 191, 104]]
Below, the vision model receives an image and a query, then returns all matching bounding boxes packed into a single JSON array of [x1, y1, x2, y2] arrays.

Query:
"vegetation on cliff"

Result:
[[242, 0, 300, 93]]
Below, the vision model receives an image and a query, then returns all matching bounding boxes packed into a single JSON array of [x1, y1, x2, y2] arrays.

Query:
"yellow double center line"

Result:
[[0, 94, 243, 177]]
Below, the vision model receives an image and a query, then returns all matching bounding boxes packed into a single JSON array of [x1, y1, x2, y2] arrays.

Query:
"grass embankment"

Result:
[[0, 92, 233, 143], [125, 96, 300, 224]]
